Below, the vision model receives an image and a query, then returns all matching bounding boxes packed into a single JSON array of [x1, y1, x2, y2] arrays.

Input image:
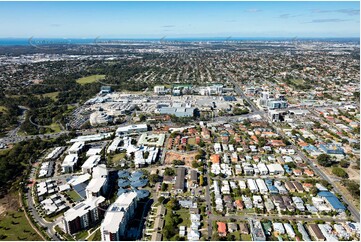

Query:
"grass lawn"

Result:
[[291, 79, 305, 85], [110, 152, 126, 165], [240, 234, 252, 241], [87, 229, 101, 241], [74, 229, 89, 240], [230, 231, 241, 240], [76, 75, 105, 85], [66, 190, 82, 202], [36, 92, 59, 101], [45, 122, 62, 134], [55, 225, 74, 241], [0, 211, 42, 241], [0, 148, 10, 155], [187, 137, 196, 145], [176, 209, 191, 227]]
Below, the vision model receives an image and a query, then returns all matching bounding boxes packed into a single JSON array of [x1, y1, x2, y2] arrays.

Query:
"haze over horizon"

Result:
[[0, 1, 359, 38]]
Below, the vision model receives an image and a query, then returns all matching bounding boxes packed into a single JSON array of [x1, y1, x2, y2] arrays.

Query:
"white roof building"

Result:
[[257, 163, 269, 175], [284, 223, 296, 238], [318, 224, 339, 241], [107, 137, 122, 154], [86, 148, 103, 157], [86, 165, 108, 199], [116, 124, 147, 136], [247, 179, 258, 193], [61, 154, 79, 173], [273, 223, 285, 234], [238, 180, 247, 190], [82, 155, 101, 174], [68, 142, 85, 155], [267, 163, 285, 175], [63, 196, 105, 234], [101, 192, 138, 241], [256, 179, 268, 194]]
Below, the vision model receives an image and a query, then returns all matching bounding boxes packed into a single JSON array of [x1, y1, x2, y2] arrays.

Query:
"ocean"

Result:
[[0, 37, 359, 46]]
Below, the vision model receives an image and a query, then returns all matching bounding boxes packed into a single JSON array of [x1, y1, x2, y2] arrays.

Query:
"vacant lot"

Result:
[[76, 75, 105, 85], [164, 150, 198, 166], [0, 194, 42, 241]]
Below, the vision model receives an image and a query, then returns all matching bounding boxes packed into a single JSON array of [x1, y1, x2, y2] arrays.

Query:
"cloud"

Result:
[[336, 9, 360, 16], [308, 18, 349, 23], [162, 25, 175, 28], [245, 9, 262, 13], [312, 8, 360, 16], [279, 14, 301, 19]]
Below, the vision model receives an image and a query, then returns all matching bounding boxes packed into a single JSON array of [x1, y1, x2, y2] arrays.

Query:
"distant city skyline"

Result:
[[0, 1, 359, 38]]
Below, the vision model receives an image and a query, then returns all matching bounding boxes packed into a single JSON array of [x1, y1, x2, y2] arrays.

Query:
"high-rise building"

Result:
[[101, 192, 138, 241], [63, 196, 106, 234]]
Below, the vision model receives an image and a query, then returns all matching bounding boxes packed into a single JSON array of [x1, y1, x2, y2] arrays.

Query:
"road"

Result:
[[26, 160, 62, 241], [229, 76, 360, 222], [205, 171, 212, 239], [209, 213, 350, 223]]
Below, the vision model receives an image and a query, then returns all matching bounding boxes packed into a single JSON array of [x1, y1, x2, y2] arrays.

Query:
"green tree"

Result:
[[164, 167, 175, 176], [158, 196, 165, 204], [332, 167, 348, 178], [317, 154, 334, 167], [192, 160, 199, 168], [149, 174, 160, 184], [339, 160, 349, 168], [199, 174, 204, 186]]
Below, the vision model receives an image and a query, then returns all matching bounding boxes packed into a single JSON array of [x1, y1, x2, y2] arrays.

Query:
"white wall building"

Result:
[[101, 192, 138, 241]]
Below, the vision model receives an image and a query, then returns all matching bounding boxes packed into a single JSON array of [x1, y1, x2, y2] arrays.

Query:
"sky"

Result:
[[0, 1, 359, 38]]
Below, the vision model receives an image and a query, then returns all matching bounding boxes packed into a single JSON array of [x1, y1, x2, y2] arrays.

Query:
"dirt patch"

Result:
[[0, 193, 20, 212], [345, 166, 360, 181], [164, 151, 198, 167]]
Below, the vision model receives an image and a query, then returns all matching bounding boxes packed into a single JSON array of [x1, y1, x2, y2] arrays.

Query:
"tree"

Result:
[[166, 198, 179, 210], [339, 160, 349, 168], [317, 154, 334, 167], [309, 186, 318, 196], [192, 160, 199, 168], [164, 167, 175, 176], [332, 167, 348, 178], [149, 174, 160, 184], [161, 183, 168, 191], [199, 174, 204, 186], [158, 196, 165, 204], [173, 160, 185, 166]]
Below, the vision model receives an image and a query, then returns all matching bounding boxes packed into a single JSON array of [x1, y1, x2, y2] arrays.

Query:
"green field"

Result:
[[76, 75, 105, 85], [87, 228, 101, 241], [36, 92, 59, 101], [0, 211, 42, 241], [47, 123, 62, 133], [176, 209, 191, 227], [66, 190, 82, 202], [240, 234, 252, 241], [110, 152, 126, 165]]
